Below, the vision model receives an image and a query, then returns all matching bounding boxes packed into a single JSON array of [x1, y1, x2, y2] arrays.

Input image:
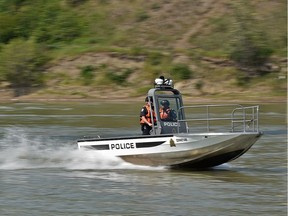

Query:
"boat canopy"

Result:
[[147, 77, 187, 135]]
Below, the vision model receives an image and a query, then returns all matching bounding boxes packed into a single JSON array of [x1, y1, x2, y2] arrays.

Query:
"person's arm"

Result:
[[140, 106, 153, 126], [141, 116, 152, 126]]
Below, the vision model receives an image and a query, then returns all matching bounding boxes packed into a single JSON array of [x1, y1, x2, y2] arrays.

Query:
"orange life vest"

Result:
[[159, 107, 171, 120], [140, 105, 156, 124]]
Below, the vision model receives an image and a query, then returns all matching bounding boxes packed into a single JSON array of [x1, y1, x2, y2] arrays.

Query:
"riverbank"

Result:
[[0, 88, 285, 104]]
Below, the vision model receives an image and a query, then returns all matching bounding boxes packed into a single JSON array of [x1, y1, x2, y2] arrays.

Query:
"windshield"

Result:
[[157, 97, 183, 122]]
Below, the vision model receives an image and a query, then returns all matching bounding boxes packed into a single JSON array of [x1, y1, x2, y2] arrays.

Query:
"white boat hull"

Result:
[[77, 132, 261, 169], [77, 78, 262, 169]]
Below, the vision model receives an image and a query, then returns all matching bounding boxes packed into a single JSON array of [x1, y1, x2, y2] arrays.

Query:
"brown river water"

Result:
[[0, 102, 286, 216]]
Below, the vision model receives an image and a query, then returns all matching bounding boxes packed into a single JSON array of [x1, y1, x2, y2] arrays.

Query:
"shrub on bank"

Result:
[[0, 39, 48, 96]]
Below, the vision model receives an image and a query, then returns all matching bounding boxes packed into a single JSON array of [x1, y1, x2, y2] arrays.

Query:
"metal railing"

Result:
[[177, 104, 259, 133]]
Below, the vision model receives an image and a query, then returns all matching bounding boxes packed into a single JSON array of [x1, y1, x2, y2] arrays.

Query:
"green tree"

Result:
[[229, 1, 273, 74], [0, 1, 39, 43], [0, 14, 18, 43], [0, 39, 48, 96], [33, 5, 83, 44]]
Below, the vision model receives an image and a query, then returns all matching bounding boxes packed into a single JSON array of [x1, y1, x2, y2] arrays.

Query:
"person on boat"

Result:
[[140, 96, 156, 135], [159, 100, 177, 121]]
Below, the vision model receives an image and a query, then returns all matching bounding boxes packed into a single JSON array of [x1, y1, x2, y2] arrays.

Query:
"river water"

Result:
[[0, 102, 286, 216]]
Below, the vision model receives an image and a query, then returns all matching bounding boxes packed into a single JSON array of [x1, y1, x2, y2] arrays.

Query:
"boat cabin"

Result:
[[146, 77, 187, 135]]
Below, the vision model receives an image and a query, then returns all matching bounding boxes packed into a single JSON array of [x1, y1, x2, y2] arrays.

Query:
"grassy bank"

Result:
[[0, 0, 286, 102]]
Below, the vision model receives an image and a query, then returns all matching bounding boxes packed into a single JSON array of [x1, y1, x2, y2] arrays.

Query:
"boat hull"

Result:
[[77, 132, 261, 169]]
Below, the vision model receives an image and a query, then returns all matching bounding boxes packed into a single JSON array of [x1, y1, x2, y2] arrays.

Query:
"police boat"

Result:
[[77, 77, 262, 169]]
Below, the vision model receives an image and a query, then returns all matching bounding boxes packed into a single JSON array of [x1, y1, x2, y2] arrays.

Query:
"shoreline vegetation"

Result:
[[0, 1, 286, 104], [0, 86, 285, 104]]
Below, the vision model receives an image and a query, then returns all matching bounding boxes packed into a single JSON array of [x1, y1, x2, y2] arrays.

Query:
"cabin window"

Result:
[[157, 97, 181, 122]]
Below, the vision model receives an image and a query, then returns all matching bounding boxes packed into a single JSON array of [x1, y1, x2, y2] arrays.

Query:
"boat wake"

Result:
[[0, 127, 161, 171]]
